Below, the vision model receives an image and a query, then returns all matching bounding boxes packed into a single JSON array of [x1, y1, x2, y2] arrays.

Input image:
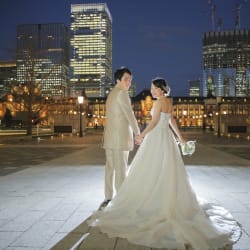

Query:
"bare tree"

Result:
[[16, 35, 55, 135], [13, 24, 69, 135]]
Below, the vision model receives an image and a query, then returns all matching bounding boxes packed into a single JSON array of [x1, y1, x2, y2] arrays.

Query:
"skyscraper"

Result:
[[70, 3, 112, 97], [16, 23, 69, 97], [189, 79, 201, 97], [202, 29, 250, 97]]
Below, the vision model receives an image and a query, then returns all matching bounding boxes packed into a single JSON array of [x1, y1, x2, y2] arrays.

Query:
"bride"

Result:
[[88, 77, 241, 249]]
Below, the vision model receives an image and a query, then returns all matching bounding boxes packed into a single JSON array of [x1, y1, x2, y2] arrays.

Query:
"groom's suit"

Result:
[[103, 86, 140, 200]]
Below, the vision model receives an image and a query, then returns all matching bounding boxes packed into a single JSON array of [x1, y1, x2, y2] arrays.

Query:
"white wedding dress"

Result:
[[88, 112, 241, 249]]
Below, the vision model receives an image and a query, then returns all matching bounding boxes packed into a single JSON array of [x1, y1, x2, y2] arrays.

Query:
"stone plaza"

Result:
[[0, 130, 249, 249]]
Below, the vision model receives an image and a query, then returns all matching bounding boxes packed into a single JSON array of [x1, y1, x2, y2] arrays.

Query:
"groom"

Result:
[[100, 67, 140, 208]]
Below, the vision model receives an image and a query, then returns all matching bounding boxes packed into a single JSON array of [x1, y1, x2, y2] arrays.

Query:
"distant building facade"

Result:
[[128, 82, 136, 97], [0, 61, 16, 96], [16, 23, 69, 97], [189, 79, 201, 97], [202, 29, 250, 97], [70, 3, 112, 98], [1, 89, 250, 136]]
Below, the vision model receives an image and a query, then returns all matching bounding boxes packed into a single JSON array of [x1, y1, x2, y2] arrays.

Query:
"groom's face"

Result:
[[117, 73, 132, 91]]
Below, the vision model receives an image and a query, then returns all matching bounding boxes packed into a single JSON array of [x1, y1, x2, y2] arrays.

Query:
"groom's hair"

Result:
[[114, 67, 132, 83]]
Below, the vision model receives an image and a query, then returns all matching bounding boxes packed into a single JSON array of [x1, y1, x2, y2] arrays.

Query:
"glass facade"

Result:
[[189, 79, 201, 97], [203, 29, 250, 97], [16, 23, 69, 97], [70, 3, 112, 97], [0, 61, 16, 95]]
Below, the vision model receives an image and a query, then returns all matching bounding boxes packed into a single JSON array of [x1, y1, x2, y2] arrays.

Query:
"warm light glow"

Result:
[[78, 96, 84, 104], [8, 95, 13, 102]]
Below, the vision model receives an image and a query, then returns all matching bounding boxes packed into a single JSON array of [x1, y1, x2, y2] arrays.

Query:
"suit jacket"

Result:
[[103, 86, 140, 151]]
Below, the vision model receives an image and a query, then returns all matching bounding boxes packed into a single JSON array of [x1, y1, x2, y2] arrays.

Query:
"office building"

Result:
[[202, 29, 250, 97], [0, 61, 16, 96], [70, 3, 112, 97], [16, 23, 69, 97], [189, 79, 201, 97]]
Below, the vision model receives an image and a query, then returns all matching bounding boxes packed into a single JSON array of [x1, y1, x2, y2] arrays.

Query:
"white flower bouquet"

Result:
[[179, 140, 196, 156]]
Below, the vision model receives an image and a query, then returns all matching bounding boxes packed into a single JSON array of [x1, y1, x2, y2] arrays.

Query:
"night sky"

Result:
[[0, 0, 250, 96]]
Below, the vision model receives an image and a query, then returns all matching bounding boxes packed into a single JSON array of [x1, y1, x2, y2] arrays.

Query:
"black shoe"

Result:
[[98, 199, 111, 210]]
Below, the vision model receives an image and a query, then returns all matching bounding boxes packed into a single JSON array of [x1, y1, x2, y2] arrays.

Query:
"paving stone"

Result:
[[231, 231, 250, 250], [10, 220, 64, 248], [50, 232, 88, 250], [5, 247, 42, 250], [57, 213, 90, 233], [69, 220, 90, 234], [42, 232, 68, 250], [0, 231, 23, 249], [116, 238, 151, 249], [78, 232, 117, 249], [0, 210, 45, 232]]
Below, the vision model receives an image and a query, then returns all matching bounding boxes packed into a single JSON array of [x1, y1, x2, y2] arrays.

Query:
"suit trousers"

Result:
[[105, 149, 129, 200]]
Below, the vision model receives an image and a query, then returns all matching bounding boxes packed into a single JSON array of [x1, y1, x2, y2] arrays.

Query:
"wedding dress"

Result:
[[88, 112, 241, 249]]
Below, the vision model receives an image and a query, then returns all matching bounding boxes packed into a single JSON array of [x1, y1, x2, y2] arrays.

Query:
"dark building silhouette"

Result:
[[0, 61, 16, 96]]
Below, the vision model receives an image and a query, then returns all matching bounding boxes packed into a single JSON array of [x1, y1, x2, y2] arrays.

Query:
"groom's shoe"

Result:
[[98, 199, 111, 210]]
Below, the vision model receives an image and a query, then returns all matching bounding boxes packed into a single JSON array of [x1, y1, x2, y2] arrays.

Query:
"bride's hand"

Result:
[[179, 137, 186, 145], [135, 135, 143, 145]]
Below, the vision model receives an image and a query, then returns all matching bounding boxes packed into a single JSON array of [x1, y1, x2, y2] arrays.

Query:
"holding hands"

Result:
[[135, 134, 144, 145]]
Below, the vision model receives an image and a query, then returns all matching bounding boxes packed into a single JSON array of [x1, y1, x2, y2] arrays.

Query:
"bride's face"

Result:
[[151, 83, 163, 98]]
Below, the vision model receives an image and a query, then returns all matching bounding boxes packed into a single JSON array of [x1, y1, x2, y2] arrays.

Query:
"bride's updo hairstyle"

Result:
[[152, 77, 171, 96]]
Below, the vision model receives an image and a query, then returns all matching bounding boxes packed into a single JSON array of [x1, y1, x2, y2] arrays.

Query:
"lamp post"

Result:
[[78, 96, 84, 137], [203, 114, 207, 133], [216, 97, 222, 138]]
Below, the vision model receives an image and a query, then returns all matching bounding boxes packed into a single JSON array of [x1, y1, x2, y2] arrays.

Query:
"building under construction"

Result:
[[202, 29, 250, 97]]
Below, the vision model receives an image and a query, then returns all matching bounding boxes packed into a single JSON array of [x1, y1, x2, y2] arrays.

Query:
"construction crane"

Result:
[[233, 0, 248, 30], [216, 17, 223, 31], [208, 0, 217, 31]]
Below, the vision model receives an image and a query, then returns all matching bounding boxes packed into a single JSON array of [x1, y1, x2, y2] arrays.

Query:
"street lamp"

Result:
[[216, 97, 222, 138], [78, 96, 84, 137]]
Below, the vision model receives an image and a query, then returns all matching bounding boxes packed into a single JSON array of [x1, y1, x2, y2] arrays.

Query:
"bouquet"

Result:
[[179, 140, 196, 156]]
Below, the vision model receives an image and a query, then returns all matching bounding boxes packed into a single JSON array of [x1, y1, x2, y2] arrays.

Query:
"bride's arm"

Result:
[[137, 101, 161, 140], [169, 116, 185, 143]]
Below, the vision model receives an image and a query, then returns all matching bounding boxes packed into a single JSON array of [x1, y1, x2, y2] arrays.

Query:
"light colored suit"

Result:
[[103, 86, 140, 199]]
